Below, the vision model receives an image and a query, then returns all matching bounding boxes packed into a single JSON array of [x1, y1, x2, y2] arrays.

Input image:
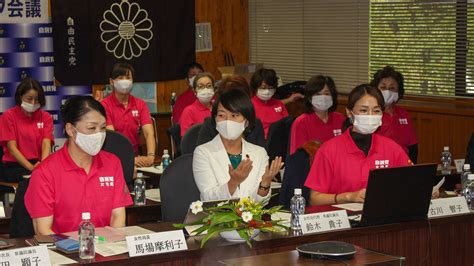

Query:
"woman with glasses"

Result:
[[179, 72, 216, 136]]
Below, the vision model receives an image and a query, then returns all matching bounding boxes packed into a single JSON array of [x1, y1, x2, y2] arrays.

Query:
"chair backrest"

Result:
[[10, 179, 34, 238], [265, 116, 295, 162], [159, 154, 200, 222], [150, 116, 159, 150], [102, 130, 134, 189], [166, 124, 182, 159], [181, 123, 203, 155]]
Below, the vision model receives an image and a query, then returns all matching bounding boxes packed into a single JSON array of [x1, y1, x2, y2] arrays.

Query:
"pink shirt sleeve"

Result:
[[289, 117, 307, 154], [111, 158, 133, 209], [139, 101, 152, 126], [25, 167, 55, 218], [43, 112, 55, 141], [304, 148, 333, 193], [0, 111, 16, 145], [101, 101, 114, 126], [179, 106, 194, 136]]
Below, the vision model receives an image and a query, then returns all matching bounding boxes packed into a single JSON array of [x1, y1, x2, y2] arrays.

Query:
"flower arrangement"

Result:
[[174, 198, 288, 247]]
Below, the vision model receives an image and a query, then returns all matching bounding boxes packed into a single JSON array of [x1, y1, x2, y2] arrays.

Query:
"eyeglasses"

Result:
[[196, 84, 214, 90]]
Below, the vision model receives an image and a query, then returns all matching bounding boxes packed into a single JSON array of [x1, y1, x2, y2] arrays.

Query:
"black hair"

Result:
[[110, 63, 135, 80], [342, 84, 385, 132], [303, 75, 338, 113], [60, 96, 106, 127], [250, 68, 278, 93], [183, 62, 204, 78], [370, 66, 405, 100], [15, 77, 46, 107], [211, 88, 256, 133]]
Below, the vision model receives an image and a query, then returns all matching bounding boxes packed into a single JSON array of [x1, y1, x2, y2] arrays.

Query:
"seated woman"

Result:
[[250, 68, 288, 139], [100, 63, 156, 167], [0, 77, 54, 182], [25, 96, 133, 234], [371, 66, 418, 163], [305, 84, 411, 206], [289, 75, 345, 154], [193, 89, 283, 202], [179, 72, 215, 136], [196, 75, 265, 147], [172, 62, 204, 124]]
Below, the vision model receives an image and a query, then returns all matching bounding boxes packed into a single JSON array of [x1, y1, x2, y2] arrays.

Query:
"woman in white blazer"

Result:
[[193, 88, 283, 203]]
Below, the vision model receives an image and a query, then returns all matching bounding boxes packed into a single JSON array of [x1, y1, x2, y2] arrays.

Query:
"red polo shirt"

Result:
[[172, 87, 196, 124], [101, 92, 152, 154], [0, 106, 54, 163], [179, 99, 211, 136], [377, 105, 418, 154], [304, 130, 410, 194], [251, 96, 288, 138], [25, 146, 133, 234], [290, 112, 346, 154]]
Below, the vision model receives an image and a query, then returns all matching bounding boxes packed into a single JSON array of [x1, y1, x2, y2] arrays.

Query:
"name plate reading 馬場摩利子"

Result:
[[299, 210, 351, 235], [126, 230, 188, 257], [428, 197, 470, 218]]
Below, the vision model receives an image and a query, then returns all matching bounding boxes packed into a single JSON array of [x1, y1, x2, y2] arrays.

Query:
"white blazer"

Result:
[[193, 134, 271, 203]]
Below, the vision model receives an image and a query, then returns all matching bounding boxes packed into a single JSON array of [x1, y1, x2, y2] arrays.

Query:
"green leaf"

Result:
[[210, 212, 240, 225], [237, 228, 252, 248], [200, 226, 237, 248]]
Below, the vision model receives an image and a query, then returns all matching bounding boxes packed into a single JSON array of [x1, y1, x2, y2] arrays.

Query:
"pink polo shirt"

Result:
[[179, 99, 211, 136], [290, 112, 346, 154], [252, 96, 288, 138], [304, 129, 410, 194], [101, 92, 152, 154], [172, 87, 196, 124], [377, 105, 418, 154], [25, 146, 133, 234], [0, 106, 54, 163]]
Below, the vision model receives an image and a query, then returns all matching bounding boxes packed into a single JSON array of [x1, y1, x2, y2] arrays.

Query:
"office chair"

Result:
[[181, 123, 203, 155], [102, 130, 135, 190]]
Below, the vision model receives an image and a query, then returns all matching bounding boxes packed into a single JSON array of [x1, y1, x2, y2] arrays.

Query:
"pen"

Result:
[[94, 236, 106, 242]]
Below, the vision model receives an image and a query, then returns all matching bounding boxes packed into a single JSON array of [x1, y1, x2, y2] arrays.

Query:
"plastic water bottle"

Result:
[[134, 173, 146, 206], [290, 188, 306, 231], [79, 212, 95, 260], [440, 146, 452, 173], [170, 92, 177, 111], [460, 164, 471, 196], [162, 150, 170, 170], [465, 174, 474, 210]]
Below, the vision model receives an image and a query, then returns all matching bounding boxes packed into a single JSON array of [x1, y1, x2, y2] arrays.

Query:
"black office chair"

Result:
[[159, 154, 200, 222], [265, 116, 295, 163], [166, 124, 182, 159], [181, 123, 203, 155], [9, 178, 34, 238], [102, 130, 134, 190]]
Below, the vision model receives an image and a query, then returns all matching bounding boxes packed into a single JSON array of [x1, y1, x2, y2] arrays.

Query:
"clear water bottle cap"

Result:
[[171, 92, 176, 96], [464, 164, 471, 170], [137, 172, 143, 178], [82, 212, 91, 220], [163, 149, 169, 154], [294, 188, 302, 195], [468, 174, 474, 180], [443, 146, 449, 151]]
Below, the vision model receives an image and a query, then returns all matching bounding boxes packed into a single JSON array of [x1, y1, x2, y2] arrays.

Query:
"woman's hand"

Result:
[[228, 158, 253, 186], [261, 156, 284, 184], [348, 189, 366, 203]]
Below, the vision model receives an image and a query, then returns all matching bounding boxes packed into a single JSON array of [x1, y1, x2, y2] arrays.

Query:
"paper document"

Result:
[[64, 227, 126, 242], [0, 202, 5, 218], [137, 166, 163, 175], [145, 189, 161, 202], [332, 203, 364, 212], [48, 250, 77, 265], [95, 241, 129, 257], [110, 226, 155, 236], [271, 182, 282, 189], [271, 211, 291, 227], [433, 177, 445, 194]]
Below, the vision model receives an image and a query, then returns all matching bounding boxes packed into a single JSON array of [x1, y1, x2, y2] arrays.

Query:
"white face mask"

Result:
[[257, 89, 275, 101], [352, 114, 383, 134], [381, 90, 399, 105], [113, 79, 133, 94], [188, 75, 196, 87], [73, 127, 106, 156], [311, 95, 333, 111], [21, 101, 40, 113], [196, 88, 214, 104], [216, 120, 246, 141]]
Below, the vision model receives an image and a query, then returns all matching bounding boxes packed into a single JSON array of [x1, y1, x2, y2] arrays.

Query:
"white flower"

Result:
[[242, 211, 253, 223], [190, 200, 203, 214]]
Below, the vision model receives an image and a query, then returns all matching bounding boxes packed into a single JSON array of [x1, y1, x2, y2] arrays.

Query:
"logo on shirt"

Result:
[[37, 122, 44, 129], [132, 110, 139, 117], [333, 129, 342, 136], [99, 176, 114, 187], [375, 160, 390, 169], [399, 118, 408, 125], [274, 106, 283, 113]]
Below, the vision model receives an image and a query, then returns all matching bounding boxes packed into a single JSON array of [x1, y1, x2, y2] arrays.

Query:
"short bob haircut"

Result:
[[60, 96, 107, 129], [192, 72, 215, 91], [303, 75, 338, 113], [370, 66, 405, 100], [183, 62, 204, 78], [250, 68, 278, 94], [346, 84, 385, 112], [110, 63, 135, 80], [216, 75, 252, 98], [211, 88, 256, 134], [15, 77, 46, 107]]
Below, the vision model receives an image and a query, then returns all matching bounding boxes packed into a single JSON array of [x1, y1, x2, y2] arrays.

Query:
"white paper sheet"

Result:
[[332, 203, 364, 212], [110, 226, 155, 236], [145, 189, 161, 202], [95, 241, 129, 257], [137, 166, 163, 175], [271, 182, 282, 189], [48, 250, 77, 265], [64, 227, 126, 242], [433, 177, 445, 194]]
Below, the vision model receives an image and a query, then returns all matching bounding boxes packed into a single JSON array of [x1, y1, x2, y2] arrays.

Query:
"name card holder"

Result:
[[126, 230, 188, 257], [0, 246, 51, 265], [299, 210, 351, 235], [428, 197, 470, 218]]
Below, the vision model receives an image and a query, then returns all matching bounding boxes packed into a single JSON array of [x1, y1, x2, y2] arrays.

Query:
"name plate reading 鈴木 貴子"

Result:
[[126, 230, 188, 257], [299, 210, 351, 235], [0, 245, 51, 265], [428, 197, 470, 218]]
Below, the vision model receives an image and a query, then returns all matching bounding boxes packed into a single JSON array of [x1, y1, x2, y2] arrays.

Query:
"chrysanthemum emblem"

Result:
[[100, 0, 153, 60]]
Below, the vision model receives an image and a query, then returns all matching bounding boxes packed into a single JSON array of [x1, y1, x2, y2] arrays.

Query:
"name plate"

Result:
[[299, 210, 351, 235], [126, 230, 188, 257], [428, 197, 470, 218], [0, 246, 51, 266]]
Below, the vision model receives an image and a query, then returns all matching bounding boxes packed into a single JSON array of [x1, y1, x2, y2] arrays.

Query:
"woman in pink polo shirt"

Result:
[[305, 84, 411, 206], [250, 68, 289, 139], [179, 72, 215, 136], [0, 77, 54, 182], [101, 63, 155, 167], [172, 62, 204, 124], [371, 66, 418, 163], [25, 96, 133, 234], [289, 75, 346, 154]]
